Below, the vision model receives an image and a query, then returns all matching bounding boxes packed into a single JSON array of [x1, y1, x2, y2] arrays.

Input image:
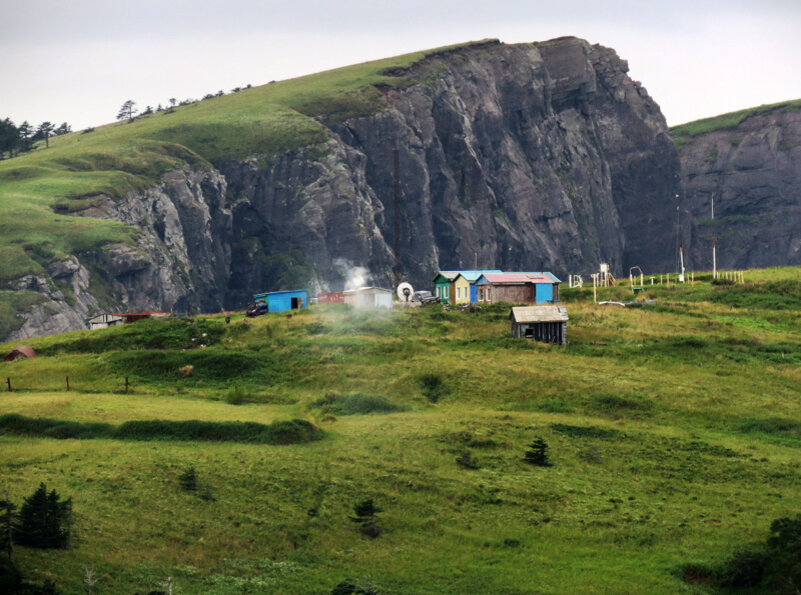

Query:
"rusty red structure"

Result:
[[317, 291, 345, 304]]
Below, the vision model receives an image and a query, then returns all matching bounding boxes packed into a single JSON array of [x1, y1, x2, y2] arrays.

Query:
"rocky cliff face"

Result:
[[676, 106, 801, 270], [6, 37, 684, 340], [221, 37, 682, 304]]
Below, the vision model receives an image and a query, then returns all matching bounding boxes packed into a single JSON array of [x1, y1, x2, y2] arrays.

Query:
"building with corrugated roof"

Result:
[[475, 272, 561, 304], [432, 270, 502, 304], [343, 287, 393, 309], [510, 305, 568, 344], [253, 290, 308, 313]]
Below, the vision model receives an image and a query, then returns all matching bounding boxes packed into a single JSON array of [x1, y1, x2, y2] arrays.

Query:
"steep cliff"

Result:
[[221, 37, 681, 305], [2, 36, 684, 340], [674, 101, 801, 270]]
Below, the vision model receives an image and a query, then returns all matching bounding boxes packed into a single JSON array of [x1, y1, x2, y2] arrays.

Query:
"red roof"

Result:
[[479, 273, 552, 284], [4, 345, 35, 362]]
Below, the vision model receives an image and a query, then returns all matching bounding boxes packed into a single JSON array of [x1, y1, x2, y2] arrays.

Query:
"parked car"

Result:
[[413, 290, 440, 303], [245, 301, 269, 317]]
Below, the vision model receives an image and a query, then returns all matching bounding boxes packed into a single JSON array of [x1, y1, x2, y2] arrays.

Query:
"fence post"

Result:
[[6, 377, 11, 392], [125, 377, 129, 393], [66, 376, 70, 391]]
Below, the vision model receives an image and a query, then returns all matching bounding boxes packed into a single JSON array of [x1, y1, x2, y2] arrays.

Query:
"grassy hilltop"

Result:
[[3, 269, 801, 592], [0, 41, 486, 299]]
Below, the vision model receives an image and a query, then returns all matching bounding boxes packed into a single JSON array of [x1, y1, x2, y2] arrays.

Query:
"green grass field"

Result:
[[2, 270, 801, 592]]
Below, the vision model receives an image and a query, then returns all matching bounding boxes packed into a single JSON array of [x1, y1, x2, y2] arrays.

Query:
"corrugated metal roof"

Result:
[[4, 345, 35, 361], [510, 305, 569, 323], [478, 273, 554, 284], [434, 270, 502, 282], [505, 271, 561, 283], [253, 289, 308, 299], [343, 286, 393, 294]]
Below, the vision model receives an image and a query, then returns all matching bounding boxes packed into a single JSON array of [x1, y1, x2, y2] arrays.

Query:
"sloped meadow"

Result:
[[3, 275, 801, 592]]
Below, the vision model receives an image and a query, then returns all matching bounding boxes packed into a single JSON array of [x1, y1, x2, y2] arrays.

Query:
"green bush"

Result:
[[350, 499, 382, 538], [418, 373, 447, 403], [225, 386, 250, 405], [312, 393, 405, 415], [178, 466, 198, 492]]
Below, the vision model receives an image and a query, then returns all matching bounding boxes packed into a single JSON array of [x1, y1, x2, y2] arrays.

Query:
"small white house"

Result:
[[343, 287, 393, 309], [88, 313, 125, 330]]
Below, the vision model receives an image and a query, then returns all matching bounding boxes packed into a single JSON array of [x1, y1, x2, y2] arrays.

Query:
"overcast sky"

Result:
[[2, 0, 800, 130]]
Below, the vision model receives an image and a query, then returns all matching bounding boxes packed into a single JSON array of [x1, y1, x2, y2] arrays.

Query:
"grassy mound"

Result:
[[0, 413, 321, 444]]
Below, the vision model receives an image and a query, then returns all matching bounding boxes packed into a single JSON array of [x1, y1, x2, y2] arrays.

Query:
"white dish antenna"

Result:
[[396, 282, 414, 302]]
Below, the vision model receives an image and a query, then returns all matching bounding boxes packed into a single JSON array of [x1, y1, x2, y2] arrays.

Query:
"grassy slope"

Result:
[[0, 40, 489, 296], [3, 269, 801, 592], [670, 98, 801, 149]]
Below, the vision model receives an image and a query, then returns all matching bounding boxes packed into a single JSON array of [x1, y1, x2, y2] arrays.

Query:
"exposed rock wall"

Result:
[[677, 107, 801, 269], [6, 37, 685, 340], [221, 36, 682, 300]]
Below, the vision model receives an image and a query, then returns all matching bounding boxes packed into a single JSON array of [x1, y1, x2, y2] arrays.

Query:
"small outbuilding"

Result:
[[4, 345, 36, 362], [253, 290, 308, 313], [88, 313, 125, 330], [344, 287, 393, 309], [510, 305, 568, 345]]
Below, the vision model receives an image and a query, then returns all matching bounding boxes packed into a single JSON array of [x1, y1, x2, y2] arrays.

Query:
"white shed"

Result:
[[343, 287, 393, 309], [88, 313, 125, 330]]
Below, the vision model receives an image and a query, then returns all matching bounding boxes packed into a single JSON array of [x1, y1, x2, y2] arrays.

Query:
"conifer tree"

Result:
[[524, 437, 552, 467], [15, 483, 72, 549]]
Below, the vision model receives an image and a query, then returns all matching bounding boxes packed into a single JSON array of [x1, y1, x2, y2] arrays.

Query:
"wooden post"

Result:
[[125, 377, 129, 393], [6, 378, 10, 392], [66, 376, 70, 391]]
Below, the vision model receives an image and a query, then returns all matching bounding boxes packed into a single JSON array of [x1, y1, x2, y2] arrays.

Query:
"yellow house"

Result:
[[452, 274, 472, 304]]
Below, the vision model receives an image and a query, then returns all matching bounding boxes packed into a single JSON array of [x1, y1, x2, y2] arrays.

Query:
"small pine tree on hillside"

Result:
[[14, 483, 72, 549], [350, 499, 382, 538], [524, 437, 552, 467]]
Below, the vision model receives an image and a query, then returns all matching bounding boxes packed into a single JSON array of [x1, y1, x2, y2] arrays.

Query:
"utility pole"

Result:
[[711, 192, 717, 279], [676, 194, 685, 282]]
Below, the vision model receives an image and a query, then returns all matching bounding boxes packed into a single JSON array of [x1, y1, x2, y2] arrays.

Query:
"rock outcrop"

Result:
[[676, 105, 801, 270], [5, 37, 684, 340]]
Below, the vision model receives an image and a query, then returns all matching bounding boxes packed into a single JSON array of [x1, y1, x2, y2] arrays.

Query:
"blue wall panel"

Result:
[[536, 283, 553, 303]]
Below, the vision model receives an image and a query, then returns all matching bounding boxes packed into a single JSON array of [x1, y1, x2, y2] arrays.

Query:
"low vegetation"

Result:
[[2, 271, 801, 592], [670, 98, 801, 147]]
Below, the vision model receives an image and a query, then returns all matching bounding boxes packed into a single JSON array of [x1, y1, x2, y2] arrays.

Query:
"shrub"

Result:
[[312, 393, 405, 415], [524, 438, 552, 467], [178, 467, 198, 492], [331, 578, 381, 594], [456, 451, 478, 470], [418, 373, 447, 403], [350, 499, 381, 538], [14, 483, 72, 549], [225, 386, 249, 405]]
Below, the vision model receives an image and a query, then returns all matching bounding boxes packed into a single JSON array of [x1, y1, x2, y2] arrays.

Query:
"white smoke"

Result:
[[333, 258, 371, 290]]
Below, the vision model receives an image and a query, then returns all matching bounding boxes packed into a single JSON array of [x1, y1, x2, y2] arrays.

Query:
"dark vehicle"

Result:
[[413, 290, 440, 303], [245, 301, 268, 317]]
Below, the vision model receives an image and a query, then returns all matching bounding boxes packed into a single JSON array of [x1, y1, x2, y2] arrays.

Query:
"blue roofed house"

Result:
[[432, 270, 501, 304]]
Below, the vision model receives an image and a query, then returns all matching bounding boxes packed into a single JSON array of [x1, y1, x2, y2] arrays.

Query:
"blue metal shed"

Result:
[[253, 289, 308, 313]]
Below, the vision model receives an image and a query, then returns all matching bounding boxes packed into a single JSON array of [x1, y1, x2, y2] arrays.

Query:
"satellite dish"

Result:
[[396, 282, 414, 302]]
